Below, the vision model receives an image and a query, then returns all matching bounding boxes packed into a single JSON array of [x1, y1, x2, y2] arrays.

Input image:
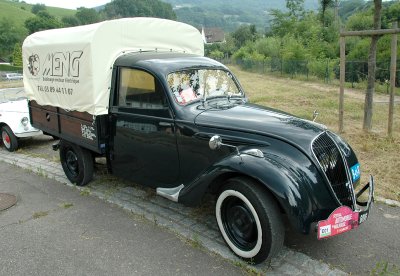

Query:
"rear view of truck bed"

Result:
[[29, 100, 107, 153]]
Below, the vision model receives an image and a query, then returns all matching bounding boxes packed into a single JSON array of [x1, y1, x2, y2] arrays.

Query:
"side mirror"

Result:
[[209, 135, 222, 150]]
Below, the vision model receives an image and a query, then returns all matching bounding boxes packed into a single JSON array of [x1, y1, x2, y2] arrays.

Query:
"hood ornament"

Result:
[[313, 110, 319, 122]]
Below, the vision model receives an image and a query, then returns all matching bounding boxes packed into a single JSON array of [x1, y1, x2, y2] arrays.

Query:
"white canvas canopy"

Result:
[[22, 17, 204, 116]]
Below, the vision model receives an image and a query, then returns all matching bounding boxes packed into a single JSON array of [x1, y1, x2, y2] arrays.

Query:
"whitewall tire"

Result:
[[215, 177, 284, 264]]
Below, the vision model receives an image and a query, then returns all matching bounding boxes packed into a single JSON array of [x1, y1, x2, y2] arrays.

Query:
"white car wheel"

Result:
[[1, 126, 18, 152]]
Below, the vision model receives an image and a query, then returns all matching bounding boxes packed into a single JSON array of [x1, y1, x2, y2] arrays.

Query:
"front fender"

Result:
[[0, 111, 40, 137], [179, 149, 337, 234]]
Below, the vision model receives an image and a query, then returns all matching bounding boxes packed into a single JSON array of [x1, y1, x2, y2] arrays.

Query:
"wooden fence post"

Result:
[[339, 35, 345, 133], [388, 21, 398, 136]]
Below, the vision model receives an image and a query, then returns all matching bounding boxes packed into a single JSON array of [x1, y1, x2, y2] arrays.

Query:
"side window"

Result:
[[117, 68, 170, 117]]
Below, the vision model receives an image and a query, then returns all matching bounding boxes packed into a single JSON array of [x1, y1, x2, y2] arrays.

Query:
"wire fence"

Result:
[[217, 57, 400, 89]]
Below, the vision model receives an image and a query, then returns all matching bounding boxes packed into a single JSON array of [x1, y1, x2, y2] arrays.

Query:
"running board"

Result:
[[156, 184, 184, 202]]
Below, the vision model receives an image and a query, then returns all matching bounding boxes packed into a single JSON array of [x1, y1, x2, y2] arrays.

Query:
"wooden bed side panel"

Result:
[[29, 101, 103, 153]]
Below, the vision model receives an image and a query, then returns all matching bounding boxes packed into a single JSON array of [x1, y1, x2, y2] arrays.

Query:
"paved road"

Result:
[[0, 161, 245, 276], [285, 202, 400, 275], [5, 136, 400, 275], [0, 142, 347, 276], [0, 139, 400, 275]]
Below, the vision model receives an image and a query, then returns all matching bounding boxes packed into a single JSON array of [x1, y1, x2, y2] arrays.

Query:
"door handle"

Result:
[[159, 122, 172, 127]]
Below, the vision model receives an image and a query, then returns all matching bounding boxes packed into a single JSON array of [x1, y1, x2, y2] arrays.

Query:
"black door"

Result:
[[110, 67, 179, 188]]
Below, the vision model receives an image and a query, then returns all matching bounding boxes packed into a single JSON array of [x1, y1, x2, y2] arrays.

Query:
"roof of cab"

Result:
[[114, 51, 226, 74]]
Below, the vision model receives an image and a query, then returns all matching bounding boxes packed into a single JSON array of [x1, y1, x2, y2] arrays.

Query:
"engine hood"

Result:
[[0, 99, 28, 113], [194, 103, 326, 152]]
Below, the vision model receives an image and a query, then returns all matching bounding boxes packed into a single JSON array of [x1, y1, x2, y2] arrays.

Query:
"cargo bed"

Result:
[[29, 101, 107, 153]]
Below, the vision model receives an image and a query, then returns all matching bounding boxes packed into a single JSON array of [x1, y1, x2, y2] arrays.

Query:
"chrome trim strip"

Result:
[[156, 184, 184, 202]]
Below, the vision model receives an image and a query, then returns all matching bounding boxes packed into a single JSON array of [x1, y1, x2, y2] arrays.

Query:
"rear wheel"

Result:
[[216, 177, 284, 264], [59, 140, 93, 186], [1, 125, 18, 152]]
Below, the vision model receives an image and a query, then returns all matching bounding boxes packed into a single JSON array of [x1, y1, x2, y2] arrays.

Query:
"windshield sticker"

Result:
[[167, 69, 242, 106], [180, 88, 196, 103]]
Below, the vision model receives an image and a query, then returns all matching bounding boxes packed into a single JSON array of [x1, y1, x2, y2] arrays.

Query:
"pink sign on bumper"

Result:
[[317, 206, 359, 239]]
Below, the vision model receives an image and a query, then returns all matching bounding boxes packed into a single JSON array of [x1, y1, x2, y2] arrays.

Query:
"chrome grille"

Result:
[[312, 132, 353, 207]]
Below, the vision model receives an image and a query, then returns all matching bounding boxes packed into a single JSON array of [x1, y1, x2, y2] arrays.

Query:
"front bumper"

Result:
[[15, 130, 43, 138], [317, 175, 374, 239]]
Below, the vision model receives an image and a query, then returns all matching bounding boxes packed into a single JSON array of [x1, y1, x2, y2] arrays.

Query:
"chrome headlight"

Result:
[[21, 117, 29, 127]]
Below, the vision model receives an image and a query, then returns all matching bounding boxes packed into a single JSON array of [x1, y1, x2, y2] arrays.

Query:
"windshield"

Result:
[[167, 69, 243, 105]]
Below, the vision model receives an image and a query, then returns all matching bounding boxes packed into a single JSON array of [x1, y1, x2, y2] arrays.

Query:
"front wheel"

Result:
[[59, 140, 94, 186], [216, 177, 284, 264], [1, 125, 18, 152]]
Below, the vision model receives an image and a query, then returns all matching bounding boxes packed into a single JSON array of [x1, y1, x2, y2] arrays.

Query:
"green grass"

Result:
[[32, 210, 49, 219], [0, 64, 22, 72], [0, 1, 35, 30], [79, 188, 91, 196], [0, 0, 76, 34], [60, 202, 74, 209], [371, 261, 400, 275]]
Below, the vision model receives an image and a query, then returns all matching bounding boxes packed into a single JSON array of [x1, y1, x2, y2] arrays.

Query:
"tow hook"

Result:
[[52, 142, 60, 151]]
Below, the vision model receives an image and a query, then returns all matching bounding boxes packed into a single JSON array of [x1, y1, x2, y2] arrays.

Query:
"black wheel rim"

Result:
[[221, 196, 257, 251], [65, 149, 79, 177]]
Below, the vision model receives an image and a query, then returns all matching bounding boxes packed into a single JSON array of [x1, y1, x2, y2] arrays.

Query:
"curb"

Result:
[[0, 149, 348, 276], [375, 196, 400, 208]]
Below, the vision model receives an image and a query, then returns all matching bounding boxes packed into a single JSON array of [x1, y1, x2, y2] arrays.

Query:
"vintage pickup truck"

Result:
[[23, 18, 374, 264]]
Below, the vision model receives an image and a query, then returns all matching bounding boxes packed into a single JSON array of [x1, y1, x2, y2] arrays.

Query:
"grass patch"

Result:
[[230, 65, 400, 202], [60, 202, 73, 209], [0, 64, 22, 72], [79, 188, 90, 196], [371, 261, 400, 275], [32, 211, 49, 219], [36, 166, 48, 178], [0, 80, 23, 89], [187, 233, 202, 249]]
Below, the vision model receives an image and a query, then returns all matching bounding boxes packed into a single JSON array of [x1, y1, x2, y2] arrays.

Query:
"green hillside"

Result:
[[0, 1, 35, 30], [0, 0, 75, 34], [163, 0, 319, 31]]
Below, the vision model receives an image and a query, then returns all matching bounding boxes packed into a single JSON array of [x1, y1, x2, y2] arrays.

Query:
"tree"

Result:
[[25, 11, 62, 34], [231, 25, 257, 48], [346, 11, 373, 31], [12, 43, 22, 67], [363, 0, 382, 132], [321, 0, 383, 132], [31, 3, 46, 15], [269, 9, 297, 37], [61, 15, 80, 27], [75, 7, 101, 25], [286, 0, 304, 18], [103, 0, 176, 20], [0, 18, 23, 59]]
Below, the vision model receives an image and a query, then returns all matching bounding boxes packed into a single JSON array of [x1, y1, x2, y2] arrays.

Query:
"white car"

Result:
[[4, 73, 23, 81], [0, 98, 42, 151]]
